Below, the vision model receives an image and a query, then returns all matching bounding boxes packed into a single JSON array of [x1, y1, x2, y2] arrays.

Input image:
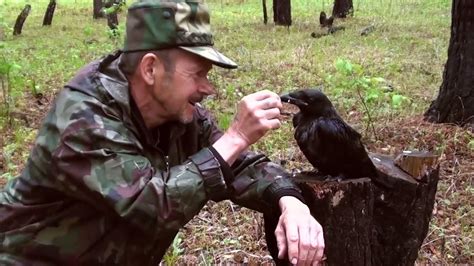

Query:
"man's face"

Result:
[[151, 50, 214, 124]]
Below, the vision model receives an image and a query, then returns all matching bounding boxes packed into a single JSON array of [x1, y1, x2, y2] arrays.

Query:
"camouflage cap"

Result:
[[124, 0, 237, 69]]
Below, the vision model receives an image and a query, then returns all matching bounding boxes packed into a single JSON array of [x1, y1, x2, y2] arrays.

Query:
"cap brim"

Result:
[[179, 46, 238, 69]]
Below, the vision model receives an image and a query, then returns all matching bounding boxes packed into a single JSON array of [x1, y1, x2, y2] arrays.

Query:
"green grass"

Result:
[[1, 0, 472, 264]]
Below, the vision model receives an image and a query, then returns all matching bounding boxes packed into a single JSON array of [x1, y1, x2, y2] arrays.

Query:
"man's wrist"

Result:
[[278, 196, 309, 213], [212, 130, 248, 166], [279, 196, 309, 213]]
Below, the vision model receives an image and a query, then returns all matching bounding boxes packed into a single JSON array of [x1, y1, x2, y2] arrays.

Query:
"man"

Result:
[[0, 0, 324, 264]]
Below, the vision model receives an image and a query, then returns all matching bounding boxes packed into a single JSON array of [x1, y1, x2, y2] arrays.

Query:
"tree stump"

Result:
[[42, 0, 57, 26], [13, 4, 31, 36], [298, 177, 373, 265], [292, 151, 439, 265]]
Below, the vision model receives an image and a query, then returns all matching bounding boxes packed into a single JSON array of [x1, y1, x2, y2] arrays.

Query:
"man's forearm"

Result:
[[212, 130, 248, 166]]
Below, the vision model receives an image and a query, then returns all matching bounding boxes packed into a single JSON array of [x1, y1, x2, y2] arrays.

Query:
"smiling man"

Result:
[[0, 0, 324, 265]]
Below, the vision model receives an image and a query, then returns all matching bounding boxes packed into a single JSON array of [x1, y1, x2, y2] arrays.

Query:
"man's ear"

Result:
[[139, 53, 160, 86]]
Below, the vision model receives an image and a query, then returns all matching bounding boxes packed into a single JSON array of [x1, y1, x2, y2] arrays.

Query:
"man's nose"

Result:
[[198, 78, 216, 95]]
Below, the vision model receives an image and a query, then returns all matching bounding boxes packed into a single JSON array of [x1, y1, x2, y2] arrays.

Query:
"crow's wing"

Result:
[[316, 118, 376, 178], [296, 117, 375, 178]]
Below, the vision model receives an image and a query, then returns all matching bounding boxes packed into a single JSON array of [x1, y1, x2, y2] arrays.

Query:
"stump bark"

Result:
[[42, 0, 56, 26], [291, 152, 439, 265], [13, 4, 31, 36]]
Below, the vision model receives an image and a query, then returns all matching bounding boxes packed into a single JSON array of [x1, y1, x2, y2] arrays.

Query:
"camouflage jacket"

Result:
[[0, 51, 303, 265]]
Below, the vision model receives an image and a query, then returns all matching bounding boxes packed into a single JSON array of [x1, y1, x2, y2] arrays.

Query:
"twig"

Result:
[[421, 235, 471, 248], [355, 87, 378, 140]]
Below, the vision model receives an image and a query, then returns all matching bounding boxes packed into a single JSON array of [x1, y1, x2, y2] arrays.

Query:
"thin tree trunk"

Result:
[[104, 1, 119, 33], [43, 0, 57, 26], [262, 0, 268, 24], [13, 4, 31, 36], [332, 0, 353, 18], [107, 13, 119, 31], [424, 0, 474, 128]]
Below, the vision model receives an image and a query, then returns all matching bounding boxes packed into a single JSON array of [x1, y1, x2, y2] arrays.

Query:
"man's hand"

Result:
[[228, 90, 282, 146], [213, 90, 282, 165], [275, 196, 325, 265]]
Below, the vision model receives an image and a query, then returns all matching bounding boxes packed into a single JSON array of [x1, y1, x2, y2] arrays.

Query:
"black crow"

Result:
[[280, 88, 377, 180]]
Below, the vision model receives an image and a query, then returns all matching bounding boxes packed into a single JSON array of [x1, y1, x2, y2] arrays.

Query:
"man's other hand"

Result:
[[276, 196, 325, 265]]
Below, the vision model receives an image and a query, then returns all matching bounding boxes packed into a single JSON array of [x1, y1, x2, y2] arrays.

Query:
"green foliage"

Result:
[[1, 125, 36, 179], [468, 139, 474, 151], [0, 42, 23, 121], [325, 58, 411, 136], [217, 112, 232, 130], [101, 0, 127, 16], [163, 232, 184, 265], [328, 58, 410, 109]]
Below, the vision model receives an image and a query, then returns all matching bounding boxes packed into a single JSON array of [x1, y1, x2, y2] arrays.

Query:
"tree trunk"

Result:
[[264, 152, 439, 265], [13, 4, 31, 36], [424, 0, 474, 128], [42, 0, 57, 26], [332, 0, 353, 18], [93, 0, 104, 19], [273, 0, 291, 26], [104, 1, 119, 33], [107, 13, 119, 31], [262, 0, 268, 24]]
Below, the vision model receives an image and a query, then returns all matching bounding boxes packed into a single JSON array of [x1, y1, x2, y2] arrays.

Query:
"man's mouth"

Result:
[[189, 96, 204, 106]]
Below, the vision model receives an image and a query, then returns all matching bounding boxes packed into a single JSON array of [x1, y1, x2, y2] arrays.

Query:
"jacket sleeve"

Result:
[[50, 89, 227, 236], [197, 107, 305, 213]]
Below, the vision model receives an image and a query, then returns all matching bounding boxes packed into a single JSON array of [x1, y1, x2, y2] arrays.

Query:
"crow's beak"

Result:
[[280, 93, 308, 108]]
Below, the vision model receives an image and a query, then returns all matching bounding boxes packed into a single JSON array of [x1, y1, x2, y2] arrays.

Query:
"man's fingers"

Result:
[[275, 224, 287, 259], [258, 97, 283, 110], [244, 90, 282, 110], [314, 223, 325, 262], [297, 223, 309, 264], [264, 118, 282, 130], [305, 225, 317, 266], [247, 90, 279, 101], [285, 220, 299, 265], [255, 107, 281, 120], [306, 220, 321, 265]]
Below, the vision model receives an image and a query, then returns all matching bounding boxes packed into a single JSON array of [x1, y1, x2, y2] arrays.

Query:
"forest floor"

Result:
[[0, 0, 472, 264]]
